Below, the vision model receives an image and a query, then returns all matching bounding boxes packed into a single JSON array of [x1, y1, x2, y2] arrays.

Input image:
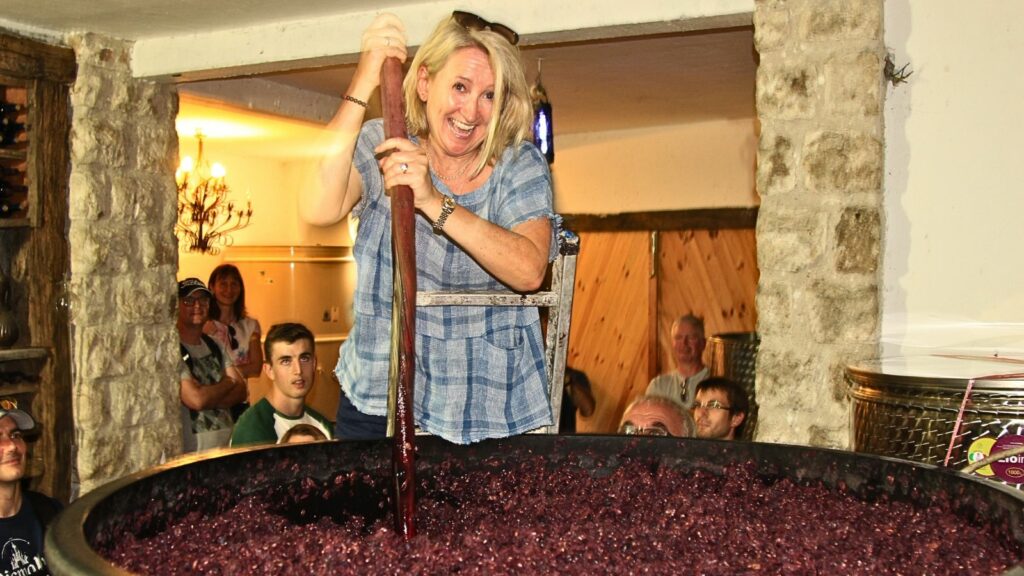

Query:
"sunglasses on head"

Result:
[[452, 11, 519, 45]]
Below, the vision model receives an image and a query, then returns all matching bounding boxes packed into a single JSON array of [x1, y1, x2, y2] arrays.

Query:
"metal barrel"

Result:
[[706, 331, 760, 439], [846, 355, 1024, 489]]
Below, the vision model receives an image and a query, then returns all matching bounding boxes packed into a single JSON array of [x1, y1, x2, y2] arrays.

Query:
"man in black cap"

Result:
[[178, 278, 247, 452], [0, 397, 62, 575]]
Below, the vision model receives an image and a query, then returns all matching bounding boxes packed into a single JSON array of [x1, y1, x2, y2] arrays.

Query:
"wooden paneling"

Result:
[[657, 229, 759, 374], [566, 224, 758, 434], [568, 231, 652, 434]]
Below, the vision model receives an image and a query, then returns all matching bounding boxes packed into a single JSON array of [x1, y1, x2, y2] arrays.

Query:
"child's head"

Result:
[[279, 423, 328, 444]]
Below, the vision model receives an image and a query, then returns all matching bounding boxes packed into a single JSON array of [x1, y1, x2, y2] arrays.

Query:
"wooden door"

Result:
[[656, 229, 759, 374], [567, 231, 652, 433], [565, 210, 758, 433]]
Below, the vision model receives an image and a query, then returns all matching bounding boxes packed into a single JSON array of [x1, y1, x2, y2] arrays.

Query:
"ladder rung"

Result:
[[416, 291, 559, 307]]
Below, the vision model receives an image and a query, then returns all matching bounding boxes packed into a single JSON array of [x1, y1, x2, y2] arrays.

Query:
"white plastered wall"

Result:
[[551, 118, 758, 214], [883, 0, 1024, 357]]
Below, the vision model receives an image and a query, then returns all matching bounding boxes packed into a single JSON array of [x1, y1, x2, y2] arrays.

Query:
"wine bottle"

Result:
[[0, 201, 14, 217], [0, 117, 24, 147]]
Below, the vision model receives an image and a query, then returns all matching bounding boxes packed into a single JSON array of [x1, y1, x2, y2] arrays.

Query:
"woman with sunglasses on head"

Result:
[[304, 11, 560, 444], [205, 264, 263, 381]]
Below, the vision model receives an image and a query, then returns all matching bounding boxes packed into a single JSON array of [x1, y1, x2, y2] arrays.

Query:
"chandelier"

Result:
[[175, 132, 253, 255]]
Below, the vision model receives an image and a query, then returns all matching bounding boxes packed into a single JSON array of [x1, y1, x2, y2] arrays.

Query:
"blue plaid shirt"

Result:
[[335, 119, 558, 444]]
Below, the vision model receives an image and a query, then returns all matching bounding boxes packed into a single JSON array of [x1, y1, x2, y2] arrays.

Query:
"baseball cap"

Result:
[[178, 278, 211, 299], [0, 398, 36, 431]]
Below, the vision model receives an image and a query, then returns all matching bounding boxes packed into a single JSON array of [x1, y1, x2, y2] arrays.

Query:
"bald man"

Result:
[[618, 394, 695, 437]]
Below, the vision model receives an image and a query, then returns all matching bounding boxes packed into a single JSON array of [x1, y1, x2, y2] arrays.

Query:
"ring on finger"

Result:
[[400, 163, 409, 174]]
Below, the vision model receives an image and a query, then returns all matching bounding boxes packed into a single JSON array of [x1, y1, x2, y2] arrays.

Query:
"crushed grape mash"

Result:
[[103, 456, 1022, 575]]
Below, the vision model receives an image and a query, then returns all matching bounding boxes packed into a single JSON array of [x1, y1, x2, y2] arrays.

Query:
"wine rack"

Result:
[[0, 76, 34, 227]]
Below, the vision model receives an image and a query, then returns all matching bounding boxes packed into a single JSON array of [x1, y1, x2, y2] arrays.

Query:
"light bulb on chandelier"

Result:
[[175, 131, 253, 255]]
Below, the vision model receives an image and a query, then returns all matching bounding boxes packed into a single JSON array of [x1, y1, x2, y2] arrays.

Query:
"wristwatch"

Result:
[[432, 196, 456, 234]]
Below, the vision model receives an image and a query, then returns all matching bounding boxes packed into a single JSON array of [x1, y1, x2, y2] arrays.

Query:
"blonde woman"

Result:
[[304, 11, 561, 444]]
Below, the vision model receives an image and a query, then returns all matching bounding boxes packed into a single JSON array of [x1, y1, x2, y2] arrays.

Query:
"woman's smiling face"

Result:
[[418, 46, 495, 159]]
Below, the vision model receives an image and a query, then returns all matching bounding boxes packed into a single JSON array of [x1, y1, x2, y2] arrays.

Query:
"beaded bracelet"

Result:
[[343, 94, 368, 108]]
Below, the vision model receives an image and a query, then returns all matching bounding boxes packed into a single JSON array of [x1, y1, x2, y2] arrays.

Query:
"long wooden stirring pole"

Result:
[[380, 56, 417, 540]]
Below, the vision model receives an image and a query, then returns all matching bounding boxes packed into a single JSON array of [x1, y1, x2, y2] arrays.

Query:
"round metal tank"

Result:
[[46, 435, 1024, 574], [847, 355, 1024, 488], [706, 332, 759, 439]]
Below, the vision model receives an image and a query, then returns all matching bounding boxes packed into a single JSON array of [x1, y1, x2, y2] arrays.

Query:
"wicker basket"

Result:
[[846, 355, 1024, 488]]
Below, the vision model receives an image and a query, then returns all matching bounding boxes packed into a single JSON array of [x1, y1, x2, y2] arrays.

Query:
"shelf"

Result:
[[0, 148, 26, 161], [0, 382, 40, 395], [0, 347, 48, 362], [0, 218, 31, 228]]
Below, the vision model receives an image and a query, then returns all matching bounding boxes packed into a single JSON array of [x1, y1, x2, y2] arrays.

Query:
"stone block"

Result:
[[114, 270, 175, 322], [108, 76, 137, 115], [802, 131, 882, 194], [755, 279, 793, 338], [79, 325, 133, 380], [835, 206, 880, 273], [800, 0, 882, 43], [753, 7, 790, 53], [756, 343, 850, 446], [70, 70, 114, 111], [807, 421, 847, 448], [109, 173, 140, 221], [66, 274, 114, 325], [757, 131, 796, 195], [68, 33, 132, 71], [70, 116, 129, 169], [825, 51, 883, 119], [133, 82, 179, 121], [111, 173, 175, 226], [147, 322, 183, 374], [755, 201, 827, 273], [137, 227, 179, 269], [72, 222, 134, 275], [808, 278, 878, 344], [68, 170, 110, 221], [757, 63, 817, 120], [135, 124, 179, 174], [107, 374, 154, 428]]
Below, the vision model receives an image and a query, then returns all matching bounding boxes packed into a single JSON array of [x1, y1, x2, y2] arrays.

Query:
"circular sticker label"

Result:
[[967, 437, 998, 477], [990, 435, 1024, 483]]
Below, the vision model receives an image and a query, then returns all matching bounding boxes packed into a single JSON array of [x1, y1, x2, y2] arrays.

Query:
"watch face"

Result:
[[433, 196, 456, 234]]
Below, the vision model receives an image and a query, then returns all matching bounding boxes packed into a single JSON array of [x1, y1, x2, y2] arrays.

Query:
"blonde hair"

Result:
[[402, 15, 533, 177]]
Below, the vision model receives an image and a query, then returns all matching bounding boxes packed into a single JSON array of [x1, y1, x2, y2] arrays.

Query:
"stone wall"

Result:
[[753, 0, 883, 447], [67, 33, 181, 493]]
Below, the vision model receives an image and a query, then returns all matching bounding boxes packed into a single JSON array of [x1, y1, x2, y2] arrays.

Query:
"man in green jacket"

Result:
[[230, 323, 332, 446]]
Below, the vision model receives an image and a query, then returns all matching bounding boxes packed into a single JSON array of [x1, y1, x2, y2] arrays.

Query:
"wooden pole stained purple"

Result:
[[380, 56, 417, 540]]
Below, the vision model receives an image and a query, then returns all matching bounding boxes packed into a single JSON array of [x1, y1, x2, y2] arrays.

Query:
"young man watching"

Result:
[[692, 377, 748, 441], [0, 398, 61, 575], [231, 323, 333, 446], [178, 278, 248, 453]]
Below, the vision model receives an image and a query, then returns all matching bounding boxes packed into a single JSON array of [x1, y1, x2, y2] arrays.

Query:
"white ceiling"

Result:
[[1, 1, 756, 155]]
